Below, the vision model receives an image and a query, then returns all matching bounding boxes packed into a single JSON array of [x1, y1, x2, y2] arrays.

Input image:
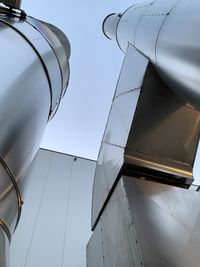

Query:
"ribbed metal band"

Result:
[[0, 219, 11, 242], [0, 156, 23, 232]]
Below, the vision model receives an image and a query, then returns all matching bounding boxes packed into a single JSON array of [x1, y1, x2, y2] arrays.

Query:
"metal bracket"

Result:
[[0, 1, 26, 19], [0, 0, 21, 9]]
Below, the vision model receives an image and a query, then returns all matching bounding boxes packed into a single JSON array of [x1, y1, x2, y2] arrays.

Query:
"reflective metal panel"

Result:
[[0, 10, 70, 267], [125, 63, 200, 186], [92, 45, 146, 228], [89, 175, 200, 267], [115, 44, 148, 97], [92, 44, 200, 227], [0, 16, 63, 118], [88, 179, 143, 267], [134, 0, 180, 62], [116, 4, 151, 52], [27, 17, 71, 98], [156, 0, 200, 109], [87, 222, 104, 267], [147, 0, 180, 14], [104, 0, 200, 110], [123, 176, 200, 267], [92, 142, 124, 228], [100, 179, 142, 267], [135, 14, 166, 63], [104, 90, 140, 147], [134, 0, 181, 61], [0, 20, 50, 235]]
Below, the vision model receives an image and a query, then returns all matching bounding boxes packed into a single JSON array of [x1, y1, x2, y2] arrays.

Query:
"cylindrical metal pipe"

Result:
[[0, 9, 70, 266], [103, 0, 200, 109], [102, 13, 120, 40]]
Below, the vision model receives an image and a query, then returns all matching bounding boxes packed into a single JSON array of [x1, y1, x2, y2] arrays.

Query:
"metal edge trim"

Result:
[[26, 17, 67, 112], [102, 13, 117, 40], [92, 165, 124, 231]]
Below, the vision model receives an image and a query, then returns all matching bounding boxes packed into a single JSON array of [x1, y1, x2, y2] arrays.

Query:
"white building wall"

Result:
[[10, 149, 96, 267]]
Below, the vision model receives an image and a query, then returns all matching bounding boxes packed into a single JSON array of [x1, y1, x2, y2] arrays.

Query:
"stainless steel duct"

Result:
[[92, 0, 200, 228], [0, 4, 70, 266]]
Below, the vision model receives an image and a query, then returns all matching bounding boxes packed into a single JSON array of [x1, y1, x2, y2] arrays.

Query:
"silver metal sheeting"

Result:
[[92, 46, 145, 227], [0, 12, 70, 267], [88, 176, 200, 267], [88, 178, 143, 267], [10, 149, 96, 267], [92, 44, 200, 228], [103, 0, 200, 108]]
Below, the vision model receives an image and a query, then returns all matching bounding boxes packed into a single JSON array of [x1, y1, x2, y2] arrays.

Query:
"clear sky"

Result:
[[21, 0, 135, 160]]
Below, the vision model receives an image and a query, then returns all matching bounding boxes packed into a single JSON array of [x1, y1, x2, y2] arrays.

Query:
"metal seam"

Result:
[[0, 219, 11, 242], [154, 0, 182, 65], [25, 18, 66, 110], [26, 18, 64, 86], [0, 156, 23, 232], [0, 18, 53, 119], [114, 87, 141, 100], [116, 4, 138, 52]]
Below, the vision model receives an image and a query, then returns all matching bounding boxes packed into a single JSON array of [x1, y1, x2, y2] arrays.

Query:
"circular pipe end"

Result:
[[102, 13, 121, 40]]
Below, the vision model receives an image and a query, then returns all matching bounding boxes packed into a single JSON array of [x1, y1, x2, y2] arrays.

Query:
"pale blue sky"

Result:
[[22, 0, 134, 160]]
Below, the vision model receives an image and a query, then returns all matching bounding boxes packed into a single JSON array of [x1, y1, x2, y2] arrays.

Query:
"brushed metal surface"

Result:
[[124, 176, 200, 267], [92, 142, 124, 228], [89, 175, 200, 267], [26, 17, 70, 99], [115, 43, 148, 97], [103, 0, 200, 109], [116, 4, 151, 52], [125, 63, 200, 183], [88, 179, 143, 267], [0, 11, 70, 267], [135, 0, 180, 62], [92, 44, 200, 228], [156, 0, 200, 109], [92, 45, 145, 228], [87, 223, 104, 267], [0, 15, 70, 118]]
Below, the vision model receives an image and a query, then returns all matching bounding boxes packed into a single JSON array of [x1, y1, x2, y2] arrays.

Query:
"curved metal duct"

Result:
[[92, 0, 200, 228], [0, 4, 70, 266]]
